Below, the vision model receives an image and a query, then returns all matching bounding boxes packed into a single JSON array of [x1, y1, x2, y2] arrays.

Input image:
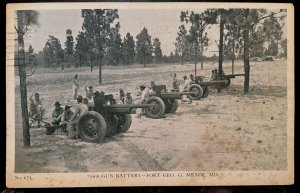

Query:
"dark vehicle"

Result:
[[77, 94, 164, 143], [192, 76, 230, 96], [147, 84, 202, 118]]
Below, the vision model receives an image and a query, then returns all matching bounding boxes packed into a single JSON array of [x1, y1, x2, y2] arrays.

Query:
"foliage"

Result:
[[105, 22, 123, 66], [81, 9, 119, 83], [122, 32, 135, 65], [136, 27, 153, 66], [153, 38, 163, 63], [42, 35, 64, 68]]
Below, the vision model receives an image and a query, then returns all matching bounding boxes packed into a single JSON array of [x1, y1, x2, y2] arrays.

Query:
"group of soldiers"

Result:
[[28, 72, 199, 136]]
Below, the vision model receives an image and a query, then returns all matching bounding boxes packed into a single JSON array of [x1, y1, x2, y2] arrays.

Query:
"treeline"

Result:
[[173, 9, 287, 68]]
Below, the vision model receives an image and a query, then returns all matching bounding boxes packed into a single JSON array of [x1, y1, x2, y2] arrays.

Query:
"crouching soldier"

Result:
[[51, 101, 64, 125], [67, 95, 88, 139], [29, 92, 45, 127]]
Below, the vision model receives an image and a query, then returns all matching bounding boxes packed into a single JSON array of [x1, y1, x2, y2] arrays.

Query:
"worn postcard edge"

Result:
[[5, 2, 294, 188]]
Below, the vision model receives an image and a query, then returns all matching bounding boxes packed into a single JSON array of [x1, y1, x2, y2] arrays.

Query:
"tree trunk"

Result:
[[99, 57, 102, 85], [232, 38, 235, 75], [181, 54, 184, 66], [194, 63, 197, 77], [218, 11, 225, 93], [243, 9, 250, 94], [200, 40, 204, 70], [17, 11, 30, 148]]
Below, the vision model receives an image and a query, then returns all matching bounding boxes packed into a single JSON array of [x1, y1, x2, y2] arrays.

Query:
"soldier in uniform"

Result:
[[51, 101, 64, 125], [29, 92, 45, 127], [136, 85, 150, 118], [119, 88, 125, 104], [59, 105, 73, 123], [72, 74, 79, 99], [84, 85, 94, 100], [170, 73, 180, 91], [149, 81, 157, 92], [182, 75, 192, 104], [125, 92, 133, 104], [68, 95, 88, 139]]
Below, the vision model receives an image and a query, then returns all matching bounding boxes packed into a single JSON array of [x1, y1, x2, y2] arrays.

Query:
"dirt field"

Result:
[[13, 59, 287, 173]]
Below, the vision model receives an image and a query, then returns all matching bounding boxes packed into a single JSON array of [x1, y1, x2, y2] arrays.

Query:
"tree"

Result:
[[122, 32, 135, 65], [153, 38, 162, 63], [136, 27, 153, 67], [81, 9, 119, 84], [27, 45, 38, 74], [181, 11, 211, 70], [64, 29, 74, 68], [15, 10, 40, 148], [174, 25, 188, 65], [280, 38, 287, 58], [42, 35, 64, 68], [105, 22, 122, 66], [229, 9, 286, 93], [264, 39, 278, 56], [75, 31, 88, 67]]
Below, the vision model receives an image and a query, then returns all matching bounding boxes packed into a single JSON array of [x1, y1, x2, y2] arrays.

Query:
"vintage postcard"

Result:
[[6, 2, 294, 187]]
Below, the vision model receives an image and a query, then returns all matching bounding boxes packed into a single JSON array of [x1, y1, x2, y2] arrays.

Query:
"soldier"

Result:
[[190, 74, 195, 82], [136, 85, 150, 118], [119, 88, 125, 104], [68, 95, 88, 139], [59, 105, 73, 123], [72, 74, 79, 99], [125, 92, 133, 104], [29, 92, 45, 127], [84, 85, 94, 100], [93, 91, 107, 115], [182, 75, 192, 91], [51, 101, 64, 125], [149, 81, 156, 92], [170, 73, 180, 91], [182, 76, 192, 104]]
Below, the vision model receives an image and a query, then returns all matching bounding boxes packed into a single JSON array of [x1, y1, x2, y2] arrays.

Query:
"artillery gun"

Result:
[[77, 93, 166, 143], [145, 84, 203, 118]]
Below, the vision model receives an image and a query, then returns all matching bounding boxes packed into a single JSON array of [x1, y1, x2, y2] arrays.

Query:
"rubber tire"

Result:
[[117, 114, 132, 133], [165, 99, 179, 114], [78, 111, 107, 143], [188, 84, 203, 100], [202, 86, 210, 98], [145, 96, 166, 119]]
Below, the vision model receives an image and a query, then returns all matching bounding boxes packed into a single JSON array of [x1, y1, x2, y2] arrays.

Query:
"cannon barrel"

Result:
[[102, 103, 154, 114], [197, 80, 228, 86]]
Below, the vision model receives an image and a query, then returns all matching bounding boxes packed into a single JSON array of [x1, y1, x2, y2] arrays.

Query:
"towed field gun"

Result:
[[144, 84, 203, 118], [77, 93, 168, 143], [190, 72, 244, 96]]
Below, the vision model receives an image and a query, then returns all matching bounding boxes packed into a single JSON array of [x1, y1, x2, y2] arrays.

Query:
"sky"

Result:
[[25, 9, 220, 56]]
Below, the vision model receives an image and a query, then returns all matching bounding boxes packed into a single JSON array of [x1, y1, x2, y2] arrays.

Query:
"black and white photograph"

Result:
[[6, 2, 294, 187]]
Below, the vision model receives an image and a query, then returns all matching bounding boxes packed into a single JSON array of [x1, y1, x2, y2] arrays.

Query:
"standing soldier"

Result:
[[29, 92, 45, 127], [84, 85, 94, 100], [181, 75, 192, 104], [68, 95, 88, 139], [170, 73, 180, 91], [137, 85, 150, 118], [119, 88, 125, 104], [72, 74, 79, 99]]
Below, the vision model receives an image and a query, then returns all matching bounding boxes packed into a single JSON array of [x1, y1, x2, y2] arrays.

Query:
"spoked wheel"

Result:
[[188, 84, 203, 100], [202, 86, 210, 98], [78, 111, 107, 143], [164, 99, 179, 114], [145, 96, 166, 119], [115, 114, 132, 133]]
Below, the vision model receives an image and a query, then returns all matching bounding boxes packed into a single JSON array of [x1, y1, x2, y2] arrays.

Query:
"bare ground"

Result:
[[13, 60, 287, 173]]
